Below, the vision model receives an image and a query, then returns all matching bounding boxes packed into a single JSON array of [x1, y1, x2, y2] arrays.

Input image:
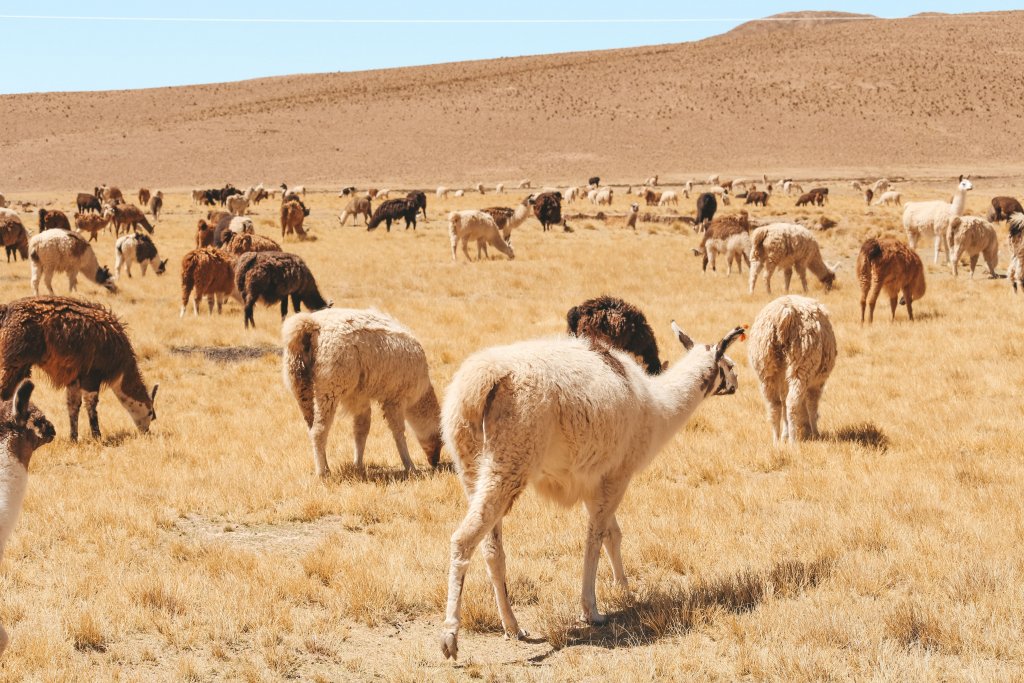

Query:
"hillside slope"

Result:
[[2, 10, 1023, 190]]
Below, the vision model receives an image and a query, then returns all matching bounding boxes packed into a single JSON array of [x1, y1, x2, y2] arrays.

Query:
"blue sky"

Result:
[[0, 1, 1018, 94]]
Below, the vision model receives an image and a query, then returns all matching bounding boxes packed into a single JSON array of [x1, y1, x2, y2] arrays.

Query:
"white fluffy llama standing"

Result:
[[281, 308, 442, 477], [747, 296, 836, 443], [0, 381, 56, 656], [439, 323, 746, 659], [902, 175, 972, 264]]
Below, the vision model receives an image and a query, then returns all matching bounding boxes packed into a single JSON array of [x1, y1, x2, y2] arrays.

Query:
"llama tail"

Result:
[[861, 238, 883, 262], [751, 228, 768, 262], [281, 313, 320, 428], [440, 361, 514, 479]]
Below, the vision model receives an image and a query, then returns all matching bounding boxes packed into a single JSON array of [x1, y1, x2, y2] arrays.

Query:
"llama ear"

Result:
[[829, 261, 842, 272], [670, 320, 694, 350], [150, 384, 159, 403], [13, 380, 34, 425], [715, 326, 747, 360], [959, 174, 964, 181]]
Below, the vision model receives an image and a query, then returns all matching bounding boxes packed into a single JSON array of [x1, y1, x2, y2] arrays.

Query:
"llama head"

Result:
[[114, 382, 158, 434], [670, 322, 743, 396], [1, 380, 56, 466], [96, 266, 112, 285], [957, 176, 973, 192], [155, 259, 168, 275]]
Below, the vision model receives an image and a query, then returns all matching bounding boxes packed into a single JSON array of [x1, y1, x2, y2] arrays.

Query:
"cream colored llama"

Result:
[[439, 323, 745, 659], [902, 175, 972, 264]]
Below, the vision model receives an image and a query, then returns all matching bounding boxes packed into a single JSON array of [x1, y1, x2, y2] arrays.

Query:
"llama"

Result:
[[28, 230, 116, 295], [695, 192, 717, 230], [448, 211, 515, 261], [436, 186, 450, 199], [482, 197, 532, 242], [566, 295, 663, 374], [406, 191, 428, 221], [179, 248, 240, 316], [338, 196, 372, 226], [625, 202, 639, 230], [1010, 213, 1024, 295], [532, 192, 563, 232], [280, 200, 310, 240], [747, 295, 836, 443], [115, 232, 167, 277], [439, 322, 745, 659], [110, 204, 155, 236], [692, 211, 751, 274], [367, 198, 419, 232], [234, 251, 331, 329], [0, 213, 28, 262], [74, 208, 115, 242], [658, 191, 679, 207], [38, 208, 71, 232], [138, 188, 151, 206], [986, 196, 1023, 223], [749, 223, 838, 295], [873, 191, 902, 207], [220, 231, 281, 256], [76, 192, 102, 214], [856, 238, 926, 323], [281, 308, 442, 477], [902, 175, 972, 264], [0, 296, 158, 440], [149, 191, 163, 220], [476, 183, 485, 194], [0, 380, 55, 656], [947, 216, 999, 278]]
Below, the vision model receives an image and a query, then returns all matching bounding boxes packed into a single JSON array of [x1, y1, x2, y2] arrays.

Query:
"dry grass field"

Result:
[[0, 179, 1022, 681]]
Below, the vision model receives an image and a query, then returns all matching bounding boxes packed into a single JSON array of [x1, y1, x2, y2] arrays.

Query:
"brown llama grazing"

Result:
[[745, 191, 769, 206], [76, 192, 102, 214], [641, 187, 662, 206], [149, 191, 163, 220], [138, 188, 151, 206], [0, 379, 55, 656], [0, 214, 29, 262], [220, 231, 282, 256], [38, 208, 71, 233], [110, 203, 154, 236], [566, 295, 663, 374], [234, 251, 330, 329], [986, 196, 1023, 223], [856, 238, 926, 323], [808, 187, 829, 205], [180, 248, 240, 316], [74, 208, 114, 242], [367, 198, 419, 232], [0, 296, 158, 440], [102, 186, 124, 204], [280, 200, 310, 240]]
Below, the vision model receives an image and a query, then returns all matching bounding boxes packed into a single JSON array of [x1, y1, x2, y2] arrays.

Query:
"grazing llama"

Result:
[[856, 238, 926, 323], [747, 296, 837, 443], [281, 308, 442, 477], [439, 322, 745, 659]]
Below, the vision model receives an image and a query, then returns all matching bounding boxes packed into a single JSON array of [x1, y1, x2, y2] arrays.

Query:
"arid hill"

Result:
[[2, 10, 1023, 191]]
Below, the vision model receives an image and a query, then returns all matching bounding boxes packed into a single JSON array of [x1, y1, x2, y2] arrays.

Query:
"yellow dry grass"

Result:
[[1, 181, 1022, 681]]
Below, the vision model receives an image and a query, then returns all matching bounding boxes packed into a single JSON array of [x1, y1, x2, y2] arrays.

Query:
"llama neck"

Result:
[[951, 189, 968, 215], [648, 353, 716, 448]]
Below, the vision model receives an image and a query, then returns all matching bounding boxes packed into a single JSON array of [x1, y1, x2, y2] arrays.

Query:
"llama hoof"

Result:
[[580, 611, 608, 626], [511, 628, 530, 641], [441, 630, 458, 660]]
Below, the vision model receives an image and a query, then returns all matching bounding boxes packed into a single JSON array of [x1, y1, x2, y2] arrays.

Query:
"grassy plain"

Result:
[[0, 180, 1022, 681]]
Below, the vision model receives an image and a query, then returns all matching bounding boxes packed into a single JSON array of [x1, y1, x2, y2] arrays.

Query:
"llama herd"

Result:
[[1, 172, 1023, 662]]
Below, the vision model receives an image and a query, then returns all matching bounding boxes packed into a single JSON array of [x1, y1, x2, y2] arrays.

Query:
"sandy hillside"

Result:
[[2, 10, 1024, 190]]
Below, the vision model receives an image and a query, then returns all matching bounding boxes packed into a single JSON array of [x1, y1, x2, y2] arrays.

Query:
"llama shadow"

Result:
[[99, 429, 141, 447], [911, 310, 943, 322], [828, 422, 889, 452], [530, 554, 836, 660], [326, 461, 455, 485]]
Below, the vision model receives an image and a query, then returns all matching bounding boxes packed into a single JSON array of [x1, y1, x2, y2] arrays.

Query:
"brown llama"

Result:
[[234, 251, 330, 329], [194, 219, 215, 248], [74, 208, 115, 242], [0, 297, 158, 440], [180, 248, 240, 316], [220, 231, 282, 256], [0, 379, 56, 655], [0, 214, 29, 261], [138, 188, 151, 206], [856, 238, 926, 323], [110, 204, 154, 236], [280, 200, 309, 240], [149, 191, 163, 220], [566, 295, 664, 374], [38, 208, 71, 232]]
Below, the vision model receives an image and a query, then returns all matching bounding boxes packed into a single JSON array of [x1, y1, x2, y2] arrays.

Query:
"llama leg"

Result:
[[462, 237, 472, 262], [580, 481, 628, 624], [244, 299, 256, 329], [308, 395, 338, 478], [796, 264, 809, 293], [291, 294, 301, 314], [785, 378, 807, 443], [66, 381, 83, 441], [82, 378, 102, 438], [382, 401, 415, 473], [782, 268, 793, 293], [748, 261, 763, 294], [867, 282, 884, 323], [280, 298, 289, 320], [934, 233, 942, 265], [602, 515, 628, 589], [969, 254, 979, 279], [450, 232, 459, 260], [763, 382, 784, 443], [207, 295, 215, 315], [481, 519, 526, 639], [443, 477, 525, 660], [764, 266, 776, 294], [902, 289, 915, 321], [805, 386, 824, 439], [44, 269, 56, 294], [351, 404, 371, 471]]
